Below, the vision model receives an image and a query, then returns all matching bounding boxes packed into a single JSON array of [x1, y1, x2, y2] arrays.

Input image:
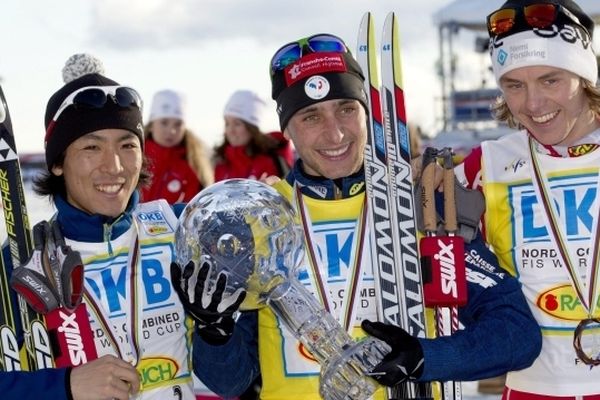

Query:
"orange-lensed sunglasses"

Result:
[[487, 3, 584, 36]]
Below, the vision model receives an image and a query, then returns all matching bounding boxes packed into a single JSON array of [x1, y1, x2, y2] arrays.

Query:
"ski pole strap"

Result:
[[10, 220, 84, 313], [414, 147, 484, 243], [57, 250, 84, 310], [10, 267, 61, 314], [10, 221, 61, 314], [48, 220, 84, 311], [452, 180, 484, 243]]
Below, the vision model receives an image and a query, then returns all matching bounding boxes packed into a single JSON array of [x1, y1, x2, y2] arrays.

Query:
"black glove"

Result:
[[361, 319, 425, 386], [171, 260, 246, 345]]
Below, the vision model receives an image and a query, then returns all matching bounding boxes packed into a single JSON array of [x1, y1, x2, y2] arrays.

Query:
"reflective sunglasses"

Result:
[[50, 85, 142, 126], [270, 33, 348, 75], [46, 85, 142, 139], [487, 3, 584, 36]]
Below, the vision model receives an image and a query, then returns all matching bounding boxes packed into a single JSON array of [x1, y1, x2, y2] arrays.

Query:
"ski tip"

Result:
[[0, 86, 6, 123], [383, 11, 397, 28], [360, 11, 372, 27], [0, 100, 6, 124]]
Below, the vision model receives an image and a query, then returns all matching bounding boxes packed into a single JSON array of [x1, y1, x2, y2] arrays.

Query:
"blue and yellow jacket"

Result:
[[193, 160, 542, 399], [1, 191, 188, 400]]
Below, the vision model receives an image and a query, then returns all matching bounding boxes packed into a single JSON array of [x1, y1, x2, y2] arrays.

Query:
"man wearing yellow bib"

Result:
[[181, 33, 541, 399], [455, 0, 600, 398]]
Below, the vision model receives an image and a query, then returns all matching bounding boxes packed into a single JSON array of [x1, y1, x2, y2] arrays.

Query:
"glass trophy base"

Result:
[[320, 336, 390, 400]]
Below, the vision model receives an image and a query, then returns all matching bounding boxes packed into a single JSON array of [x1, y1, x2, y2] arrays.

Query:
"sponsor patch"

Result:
[[284, 52, 347, 87], [349, 182, 365, 196], [137, 356, 179, 391], [537, 284, 600, 321], [136, 211, 173, 236], [497, 49, 508, 65], [568, 144, 599, 157], [304, 76, 330, 100]]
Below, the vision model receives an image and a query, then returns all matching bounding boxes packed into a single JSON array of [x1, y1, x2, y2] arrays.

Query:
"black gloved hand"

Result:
[[361, 319, 425, 386], [171, 260, 246, 345]]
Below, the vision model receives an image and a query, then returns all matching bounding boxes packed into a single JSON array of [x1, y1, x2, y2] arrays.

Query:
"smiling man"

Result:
[[455, 0, 600, 398], [1, 72, 196, 400], [185, 32, 541, 400]]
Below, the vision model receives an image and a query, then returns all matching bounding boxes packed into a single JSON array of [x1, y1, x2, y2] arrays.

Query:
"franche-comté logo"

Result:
[[284, 52, 346, 87]]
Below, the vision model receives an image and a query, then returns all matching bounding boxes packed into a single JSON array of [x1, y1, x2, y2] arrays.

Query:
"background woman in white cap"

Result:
[[213, 89, 293, 182], [143, 89, 214, 203]]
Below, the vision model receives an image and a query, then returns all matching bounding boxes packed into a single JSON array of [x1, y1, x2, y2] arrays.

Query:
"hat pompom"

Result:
[[62, 53, 106, 83]]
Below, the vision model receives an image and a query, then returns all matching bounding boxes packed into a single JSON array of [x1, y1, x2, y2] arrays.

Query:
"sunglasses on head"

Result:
[[46, 85, 142, 139], [270, 33, 348, 75], [487, 2, 584, 37], [51, 85, 142, 124]]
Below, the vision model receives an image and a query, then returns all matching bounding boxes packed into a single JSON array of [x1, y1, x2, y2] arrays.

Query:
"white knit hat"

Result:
[[223, 90, 267, 128], [489, 0, 597, 84], [491, 29, 597, 84], [149, 89, 187, 122]]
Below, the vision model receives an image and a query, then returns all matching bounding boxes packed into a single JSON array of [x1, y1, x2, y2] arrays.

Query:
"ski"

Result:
[[380, 12, 433, 399], [358, 12, 434, 399], [0, 85, 53, 371]]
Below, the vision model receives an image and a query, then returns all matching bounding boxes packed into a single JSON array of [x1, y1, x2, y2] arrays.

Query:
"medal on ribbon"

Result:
[[529, 138, 600, 366], [573, 318, 600, 366]]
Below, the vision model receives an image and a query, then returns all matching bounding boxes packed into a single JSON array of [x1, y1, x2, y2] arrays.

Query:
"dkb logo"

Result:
[[510, 175, 597, 242]]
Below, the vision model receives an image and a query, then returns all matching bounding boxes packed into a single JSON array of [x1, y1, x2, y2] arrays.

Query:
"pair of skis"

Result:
[[0, 85, 53, 372], [0, 86, 95, 373], [358, 12, 463, 400]]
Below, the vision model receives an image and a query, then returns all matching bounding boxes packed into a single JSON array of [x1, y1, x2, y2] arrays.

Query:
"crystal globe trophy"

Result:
[[174, 179, 390, 400]]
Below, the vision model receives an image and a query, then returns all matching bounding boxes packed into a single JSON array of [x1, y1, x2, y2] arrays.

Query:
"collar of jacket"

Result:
[[54, 191, 139, 242], [285, 159, 366, 200]]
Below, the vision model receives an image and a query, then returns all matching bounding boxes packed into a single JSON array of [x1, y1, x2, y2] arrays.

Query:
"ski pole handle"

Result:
[[421, 147, 467, 308], [441, 148, 458, 234], [421, 147, 438, 234]]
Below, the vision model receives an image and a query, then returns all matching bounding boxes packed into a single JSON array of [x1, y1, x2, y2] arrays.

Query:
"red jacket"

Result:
[[214, 145, 281, 182], [214, 132, 294, 182], [142, 139, 202, 203], [267, 131, 295, 168]]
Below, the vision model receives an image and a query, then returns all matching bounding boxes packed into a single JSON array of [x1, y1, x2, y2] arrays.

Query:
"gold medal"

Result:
[[573, 318, 600, 366]]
